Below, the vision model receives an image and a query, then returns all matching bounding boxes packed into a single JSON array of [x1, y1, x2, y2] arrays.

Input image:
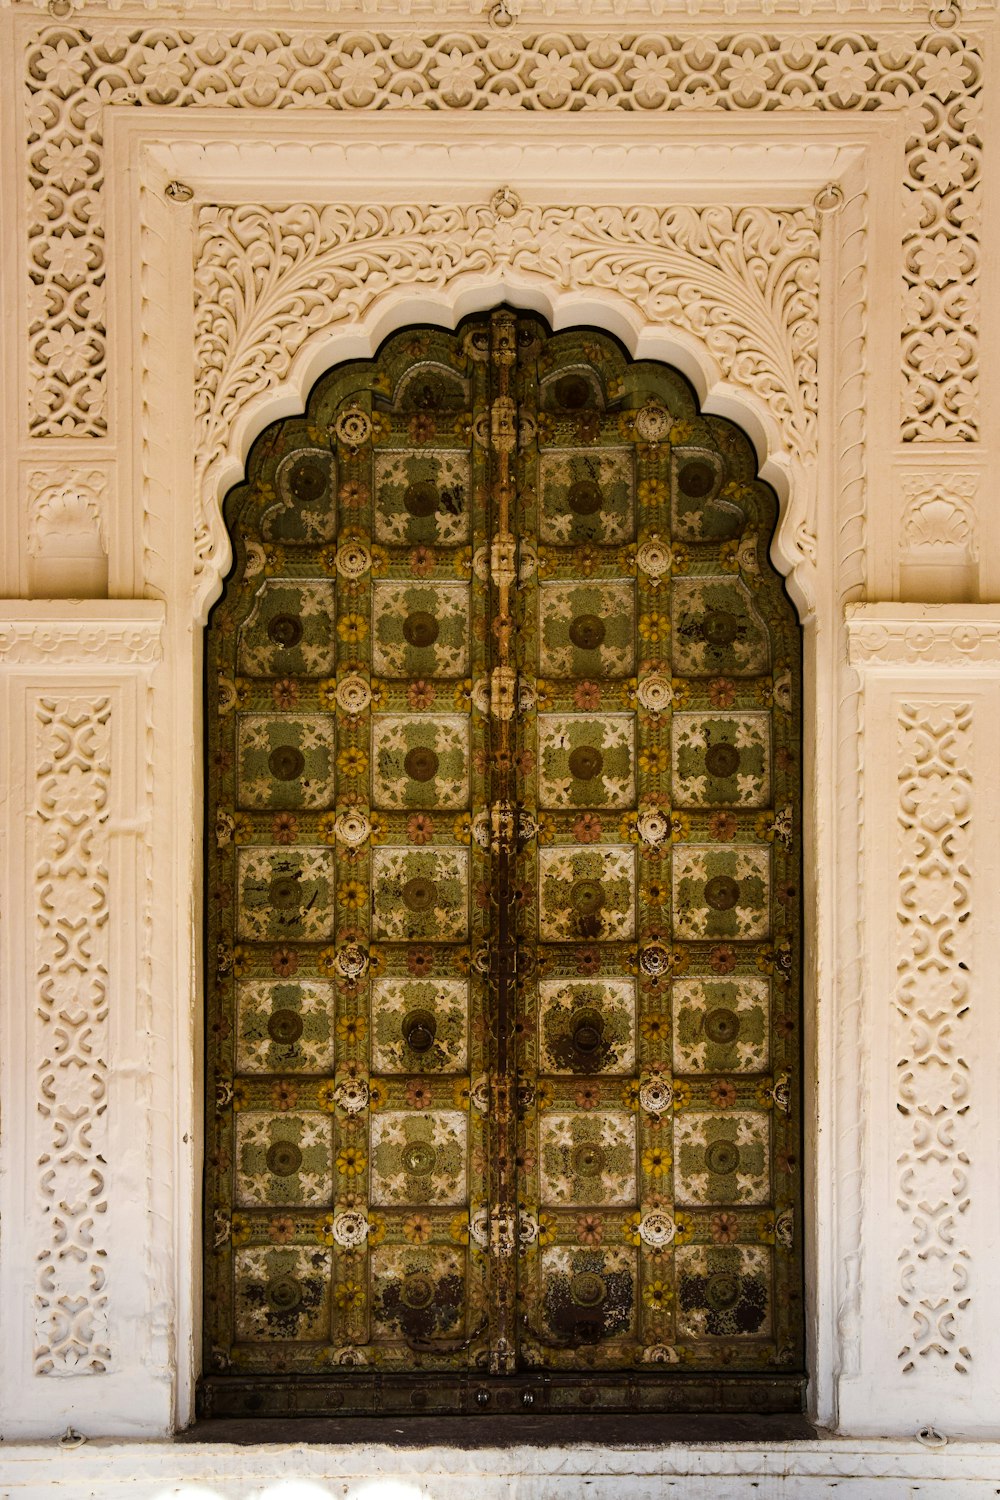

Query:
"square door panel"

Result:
[[235, 1111, 334, 1206], [538, 1110, 637, 1206], [371, 847, 469, 942], [234, 1246, 334, 1341], [675, 1244, 772, 1340], [371, 1246, 468, 1342], [537, 714, 636, 809], [672, 977, 770, 1074], [671, 845, 771, 940], [236, 978, 335, 1073], [371, 978, 469, 1073], [538, 582, 635, 678], [673, 1109, 771, 1206], [371, 714, 470, 810], [236, 847, 336, 942], [237, 580, 337, 678], [537, 846, 636, 943], [671, 711, 771, 809], [538, 448, 635, 545], [372, 582, 470, 678], [370, 1109, 468, 1206], [669, 578, 770, 678], [237, 714, 335, 810], [540, 1246, 637, 1343], [374, 449, 472, 545], [538, 978, 636, 1075]]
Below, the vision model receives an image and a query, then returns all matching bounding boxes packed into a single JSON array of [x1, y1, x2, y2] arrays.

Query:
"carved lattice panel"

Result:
[[203, 312, 803, 1417]]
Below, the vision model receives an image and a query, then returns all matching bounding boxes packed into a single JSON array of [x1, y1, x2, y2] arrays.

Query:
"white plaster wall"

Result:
[[0, 0, 998, 1480]]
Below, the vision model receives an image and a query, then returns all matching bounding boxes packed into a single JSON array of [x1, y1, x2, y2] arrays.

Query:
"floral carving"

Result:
[[23, 25, 981, 442], [33, 697, 112, 1375], [895, 701, 971, 1374]]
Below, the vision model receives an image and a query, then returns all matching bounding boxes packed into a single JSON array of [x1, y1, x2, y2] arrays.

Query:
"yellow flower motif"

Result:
[[754, 812, 776, 842], [756, 1213, 776, 1244], [534, 680, 554, 711], [263, 545, 286, 575], [454, 547, 473, 577], [670, 677, 691, 708], [372, 374, 392, 396], [452, 946, 471, 976], [670, 419, 696, 444], [318, 679, 338, 710], [320, 546, 338, 576], [336, 879, 366, 910], [367, 1215, 387, 1247], [537, 1212, 557, 1246], [450, 1212, 470, 1245], [618, 542, 637, 574], [231, 945, 250, 977], [370, 412, 391, 440], [453, 1077, 471, 1110], [642, 1146, 672, 1177], [318, 814, 338, 846], [536, 812, 556, 844], [537, 548, 557, 578], [622, 1211, 642, 1246], [335, 1280, 365, 1310], [535, 1080, 554, 1109], [640, 1014, 669, 1043], [233, 813, 254, 843], [618, 811, 638, 843], [367, 945, 385, 976], [672, 1212, 694, 1244], [638, 746, 669, 775], [336, 1146, 367, 1177], [336, 612, 368, 644], [755, 947, 775, 976], [755, 677, 775, 708], [621, 1079, 641, 1110], [755, 1081, 776, 1110], [617, 413, 636, 441], [235, 678, 253, 707], [452, 812, 472, 844], [232, 1080, 250, 1110], [453, 412, 473, 439], [453, 679, 473, 711], [317, 1081, 337, 1112], [638, 478, 669, 506], [368, 1079, 386, 1111], [672, 1081, 692, 1111], [316, 1214, 335, 1246], [336, 1014, 367, 1044], [317, 946, 337, 976], [618, 677, 638, 709], [643, 1279, 673, 1310], [368, 811, 385, 844], [638, 612, 669, 643], [370, 544, 389, 575], [337, 747, 369, 779], [231, 1213, 252, 1245], [670, 812, 691, 842], [719, 539, 740, 573], [669, 542, 690, 574]]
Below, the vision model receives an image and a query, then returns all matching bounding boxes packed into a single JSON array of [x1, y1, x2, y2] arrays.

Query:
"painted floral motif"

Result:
[[372, 582, 470, 678], [537, 714, 636, 810], [538, 581, 635, 678], [371, 847, 469, 942], [537, 978, 636, 1076], [236, 846, 336, 942], [669, 578, 769, 678], [235, 1111, 334, 1206], [675, 1245, 771, 1340], [669, 448, 749, 542], [370, 1109, 467, 1206], [538, 448, 635, 545], [672, 977, 770, 1075], [374, 449, 471, 545], [372, 714, 470, 810], [372, 1246, 467, 1342], [236, 979, 335, 1073], [673, 1110, 770, 1206], [234, 1246, 333, 1340], [265, 447, 337, 543], [237, 580, 337, 678], [538, 846, 635, 943], [540, 1246, 636, 1343], [371, 978, 469, 1073], [539, 1111, 636, 1206], [671, 711, 771, 809], [672, 845, 770, 941], [237, 714, 336, 810]]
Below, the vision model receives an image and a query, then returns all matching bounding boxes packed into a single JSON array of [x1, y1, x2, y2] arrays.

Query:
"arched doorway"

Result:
[[200, 309, 804, 1417]]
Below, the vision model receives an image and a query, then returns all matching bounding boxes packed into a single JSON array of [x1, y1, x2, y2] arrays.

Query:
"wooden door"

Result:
[[201, 311, 804, 1418]]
